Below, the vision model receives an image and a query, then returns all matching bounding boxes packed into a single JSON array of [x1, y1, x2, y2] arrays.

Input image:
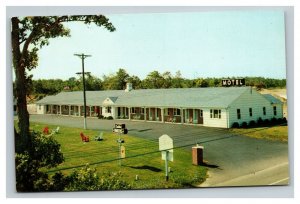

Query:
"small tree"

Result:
[[12, 15, 115, 148], [15, 131, 64, 192]]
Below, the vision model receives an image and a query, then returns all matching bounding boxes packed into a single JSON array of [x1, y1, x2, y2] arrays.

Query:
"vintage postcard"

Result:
[[12, 9, 288, 192]]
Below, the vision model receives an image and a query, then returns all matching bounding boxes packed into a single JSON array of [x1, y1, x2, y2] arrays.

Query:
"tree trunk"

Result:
[[11, 17, 31, 150]]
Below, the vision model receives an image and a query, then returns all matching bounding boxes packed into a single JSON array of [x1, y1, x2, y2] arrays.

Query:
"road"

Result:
[[29, 114, 289, 187]]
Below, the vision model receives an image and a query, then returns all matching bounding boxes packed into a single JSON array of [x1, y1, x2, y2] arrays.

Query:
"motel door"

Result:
[[198, 109, 203, 124], [117, 107, 121, 117]]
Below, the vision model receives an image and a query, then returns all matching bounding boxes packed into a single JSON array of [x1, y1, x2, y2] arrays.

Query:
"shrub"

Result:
[[231, 122, 239, 128], [271, 117, 278, 125], [64, 166, 131, 191], [282, 117, 287, 123], [107, 116, 113, 120], [248, 120, 256, 127], [277, 117, 283, 124], [241, 122, 248, 128], [257, 117, 263, 126], [263, 119, 270, 126], [15, 131, 64, 192], [98, 115, 104, 119]]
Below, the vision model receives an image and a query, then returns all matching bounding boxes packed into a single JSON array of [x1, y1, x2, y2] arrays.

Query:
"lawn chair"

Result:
[[51, 126, 60, 134], [55, 126, 60, 133], [94, 131, 103, 141], [43, 126, 49, 135], [80, 132, 90, 142]]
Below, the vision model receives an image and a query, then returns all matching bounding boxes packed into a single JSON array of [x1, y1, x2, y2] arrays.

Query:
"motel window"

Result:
[[131, 107, 136, 114], [263, 107, 266, 115], [249, 108, 252, 117], [173, 109, 181, 116], [164, 109, 169, 116], [141, 108, 145, 114], [210, 109, 221, 119], [273, 106, 277, 116], [39, 105, 41, 110], [200, 109, 203, 117], [107, 106, 111, 113], [237, 109, 241, 119]]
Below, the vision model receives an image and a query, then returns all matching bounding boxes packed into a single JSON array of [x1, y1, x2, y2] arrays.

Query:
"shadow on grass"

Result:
[[138, 129, 152, 132], [125, 165, 162, 172], [127, 128, 153, 132], [200, 161, 222, 170]]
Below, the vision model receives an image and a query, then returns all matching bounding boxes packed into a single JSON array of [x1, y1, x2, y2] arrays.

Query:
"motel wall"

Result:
[[228, 89, 283, 127]]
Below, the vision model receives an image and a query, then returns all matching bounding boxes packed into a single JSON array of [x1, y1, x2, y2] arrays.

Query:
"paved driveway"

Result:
[[29, 114, 289, 187]]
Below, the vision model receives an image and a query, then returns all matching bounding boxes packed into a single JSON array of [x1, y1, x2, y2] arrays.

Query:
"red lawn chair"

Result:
[[43, 126, 49, 135], [80, 132, 90, 142]]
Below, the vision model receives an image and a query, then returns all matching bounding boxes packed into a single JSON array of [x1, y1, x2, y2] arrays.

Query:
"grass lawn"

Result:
[[230, 125, 288, 142], [29, 122, 207, 189]]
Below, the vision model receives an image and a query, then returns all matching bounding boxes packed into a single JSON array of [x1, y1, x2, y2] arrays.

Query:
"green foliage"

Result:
[[241, 122, 248, 128], [64, 166, 131, 191], [248, 120, 256, 127], [15, 131, 64, 192], [102, 68, 129, 90], [231, 122, 240, 128]]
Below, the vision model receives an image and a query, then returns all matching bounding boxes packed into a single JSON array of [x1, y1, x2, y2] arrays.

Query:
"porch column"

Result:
[[78, 106, 81, 117], [129, 107, 131, 120], [89, 106, 92, 117], [155, 108, 157, 121], [59, 105, 62, 115], [69, 105, 71, 116], [50, 105, 53, 114], [144, 107, 146, 121], [161, 108, 165, 123], [193, 109, 196, 124], [181, 108, 184, 124], [185, 109, 188, 123], [120, 107, 123, 117]]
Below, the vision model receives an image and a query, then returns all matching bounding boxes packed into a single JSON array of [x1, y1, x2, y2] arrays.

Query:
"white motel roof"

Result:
[[36, 87, 281, 108]]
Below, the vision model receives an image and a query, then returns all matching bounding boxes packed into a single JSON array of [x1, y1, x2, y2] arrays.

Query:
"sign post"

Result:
[[165, 151, 169, 181], [113, 124, 127, 166], [159, 134, 174, 181]]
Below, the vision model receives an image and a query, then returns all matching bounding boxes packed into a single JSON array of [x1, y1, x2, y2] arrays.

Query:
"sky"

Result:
[[28, 10, 286, 80]]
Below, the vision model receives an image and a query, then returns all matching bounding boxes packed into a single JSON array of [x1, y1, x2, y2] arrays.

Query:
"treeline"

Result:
[[29, 68, 286, 98]]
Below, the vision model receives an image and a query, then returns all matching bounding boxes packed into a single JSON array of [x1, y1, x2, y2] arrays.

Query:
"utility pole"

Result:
[[74, 53, 91, 130]]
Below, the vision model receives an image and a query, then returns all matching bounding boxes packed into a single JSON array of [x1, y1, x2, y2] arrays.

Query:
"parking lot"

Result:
[[29, 114, 289, 187]]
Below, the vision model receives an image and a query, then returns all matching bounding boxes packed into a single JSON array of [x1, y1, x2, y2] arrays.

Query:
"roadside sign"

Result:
[[159, 134, 174, 181], [159, 134, 174, 161], [121, 146, 126, 158], [115, 124, 126, 129], [113, 123, 128, 134], [159, 134, 173, 152]]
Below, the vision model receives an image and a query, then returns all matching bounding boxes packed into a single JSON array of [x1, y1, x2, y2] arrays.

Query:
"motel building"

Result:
[[35, 83, 283, 128]]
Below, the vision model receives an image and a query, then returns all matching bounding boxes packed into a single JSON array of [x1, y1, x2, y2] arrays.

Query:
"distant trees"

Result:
[[30, 70, 286, 98], [102, 68, 129, 90]]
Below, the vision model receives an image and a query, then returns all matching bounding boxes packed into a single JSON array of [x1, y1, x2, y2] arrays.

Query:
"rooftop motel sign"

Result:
[[222, 78, 245, 87]]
